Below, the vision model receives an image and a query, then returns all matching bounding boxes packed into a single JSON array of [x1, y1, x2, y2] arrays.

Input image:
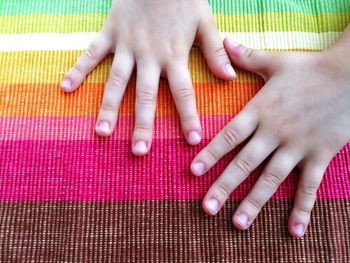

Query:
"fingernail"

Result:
[[207, 199, 219, 215], [227, 38, 240, 48], [225, 64, 236, 78], [133, 140, 148, 155], [187, 131, 201, 145], [97, 121, 110, 134], [236, 212, 249, 228], [293, 224, 305, 237], [191, 162, 205, 176], [61, 78, 72, 90]]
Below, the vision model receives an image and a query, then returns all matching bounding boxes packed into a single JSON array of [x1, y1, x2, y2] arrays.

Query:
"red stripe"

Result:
[[0, 140, 349, 200]]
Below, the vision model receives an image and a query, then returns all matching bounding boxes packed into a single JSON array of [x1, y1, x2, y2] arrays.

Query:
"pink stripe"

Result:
[[0, 140, 349, 200], [0, 116, 231, 140]]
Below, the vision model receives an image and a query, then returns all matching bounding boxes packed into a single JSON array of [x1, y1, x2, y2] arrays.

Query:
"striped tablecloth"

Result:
[[0, 0, 349, 262]]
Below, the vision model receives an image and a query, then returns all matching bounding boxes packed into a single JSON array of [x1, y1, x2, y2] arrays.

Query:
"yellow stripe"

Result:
[[215, 12, 350, 32], [0, 49, 265, 84]]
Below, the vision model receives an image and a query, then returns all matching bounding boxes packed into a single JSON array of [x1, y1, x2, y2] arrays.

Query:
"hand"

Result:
[[61, 0, 236, 156], [191, 33, 350, 237]]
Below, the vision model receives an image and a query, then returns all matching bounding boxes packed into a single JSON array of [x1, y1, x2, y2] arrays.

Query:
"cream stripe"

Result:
[[0, 31, 342, 51]]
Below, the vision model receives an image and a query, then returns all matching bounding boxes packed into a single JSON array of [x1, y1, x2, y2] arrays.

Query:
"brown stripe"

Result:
[[0, 200, 349, 262]]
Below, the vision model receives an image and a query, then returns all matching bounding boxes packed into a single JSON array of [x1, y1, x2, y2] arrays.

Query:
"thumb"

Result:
[[224, 38, 276, 80], [197, 19, 237, 81]]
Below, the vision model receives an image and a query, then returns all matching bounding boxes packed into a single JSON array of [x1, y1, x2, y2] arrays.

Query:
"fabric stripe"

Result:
[[0, 49, 264, 84], [0, 116, 232, 140], [0, 200, 349, 262], [1, 0, 349, 15], [0, 140, 349, 200], [0, 32, 340, 53], [1, 13, 349, 34], [0, 82, 260, 116]]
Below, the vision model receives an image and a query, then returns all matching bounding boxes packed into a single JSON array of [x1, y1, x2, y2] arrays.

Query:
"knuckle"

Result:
[[233, 158, 251, 176], [181, 115, 198, 125], [244, 47, 256, 60], [134, 124, 152, 134], [261, 171, 282, 190], [246, 197, 262, 211], [168, 42, 186, 59], [73, 63, 85, 75], [221, 126, 240, 148], [137, 86, 156, 105], [294, 204, 312, 217], [173, 86, 194, 101], [301, 185, 318, 199], [109, 72, 126, 88], [213, 46, 229, 60], [85, 43, 98, 60], [206, 148, 220, 163], [100, 104, 116, 113], [214, 182, 232, 200]]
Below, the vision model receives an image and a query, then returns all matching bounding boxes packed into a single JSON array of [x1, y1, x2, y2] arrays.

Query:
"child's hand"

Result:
[[61, 0, 235, 156], [191, 28, 350, 237]]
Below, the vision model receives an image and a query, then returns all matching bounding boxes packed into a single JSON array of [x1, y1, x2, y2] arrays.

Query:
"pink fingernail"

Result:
[[191, 162, 205, 176], [61, 78, 72, 90], [293, 224, 305, 237], [97, 121, 110, 134], [236, 212, 249, 227], [133, 141, 148, 155], [188, 131, 201, 145], [207, 199, 220, 215], [225, 64, 236, 78]]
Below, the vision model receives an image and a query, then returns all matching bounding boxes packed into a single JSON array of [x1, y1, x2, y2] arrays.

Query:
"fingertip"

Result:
[[187, 130, 202, 145], [203, 198, 220, 216], [61, 77, 74, 92], [289, 223, 306, 238], [191, 161, 205, 177], [233, 212, 251, 230], [95, 121, 113, 137], [132, 140, 150, 156], [224, 64, 237, 80]]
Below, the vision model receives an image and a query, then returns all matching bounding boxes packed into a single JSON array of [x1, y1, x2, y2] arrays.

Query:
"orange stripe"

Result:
[[0, 81, 262, 116]]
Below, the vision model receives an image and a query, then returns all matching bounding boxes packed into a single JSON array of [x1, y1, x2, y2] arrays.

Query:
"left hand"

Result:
[[191, 36, 350, 237]]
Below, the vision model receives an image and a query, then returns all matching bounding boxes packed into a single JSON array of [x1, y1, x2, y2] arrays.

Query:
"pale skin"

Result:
[[191, 25, 350, 237], [61, 0, 350, 238], [61, 0, 236, 156]]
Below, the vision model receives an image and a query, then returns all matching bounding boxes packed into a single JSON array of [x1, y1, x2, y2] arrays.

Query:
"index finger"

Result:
[[191, 110, 258, 176]]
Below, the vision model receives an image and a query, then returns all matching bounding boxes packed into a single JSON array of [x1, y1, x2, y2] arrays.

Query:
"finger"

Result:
[[166, 60, 202, 145], [223, 38, 277, 80], [191, 110, 258, 176], [61, 33, 111, 92], [288, 160, 328, 238], [233, 148, 302, 230], [202, 134, 279, 216], [197, 17, 236, 80], [132, 60, 161, 156], [95, 48, 134, 136]]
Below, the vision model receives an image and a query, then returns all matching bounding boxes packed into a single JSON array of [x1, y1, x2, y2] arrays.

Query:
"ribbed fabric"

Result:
[[0, 0, 349, 262]]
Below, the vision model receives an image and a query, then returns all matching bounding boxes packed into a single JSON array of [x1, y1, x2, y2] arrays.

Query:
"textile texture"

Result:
[[0, 0, 350, 262]]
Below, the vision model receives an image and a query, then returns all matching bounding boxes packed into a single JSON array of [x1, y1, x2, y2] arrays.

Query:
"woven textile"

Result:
[[0, 0, 350, 262]]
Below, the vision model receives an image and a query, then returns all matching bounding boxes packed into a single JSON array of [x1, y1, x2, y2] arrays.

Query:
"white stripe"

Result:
[[0, 32, 341, 51]]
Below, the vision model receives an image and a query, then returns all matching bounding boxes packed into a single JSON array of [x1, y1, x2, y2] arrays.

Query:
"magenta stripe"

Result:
[[0, 140, 349, 200], [0, 116, 232, 140]]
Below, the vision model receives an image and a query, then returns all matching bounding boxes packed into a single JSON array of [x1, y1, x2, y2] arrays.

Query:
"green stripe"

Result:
[[209, 0, 350, 14], [0, 0, 350, 15], [1, 13, 349, 34]]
